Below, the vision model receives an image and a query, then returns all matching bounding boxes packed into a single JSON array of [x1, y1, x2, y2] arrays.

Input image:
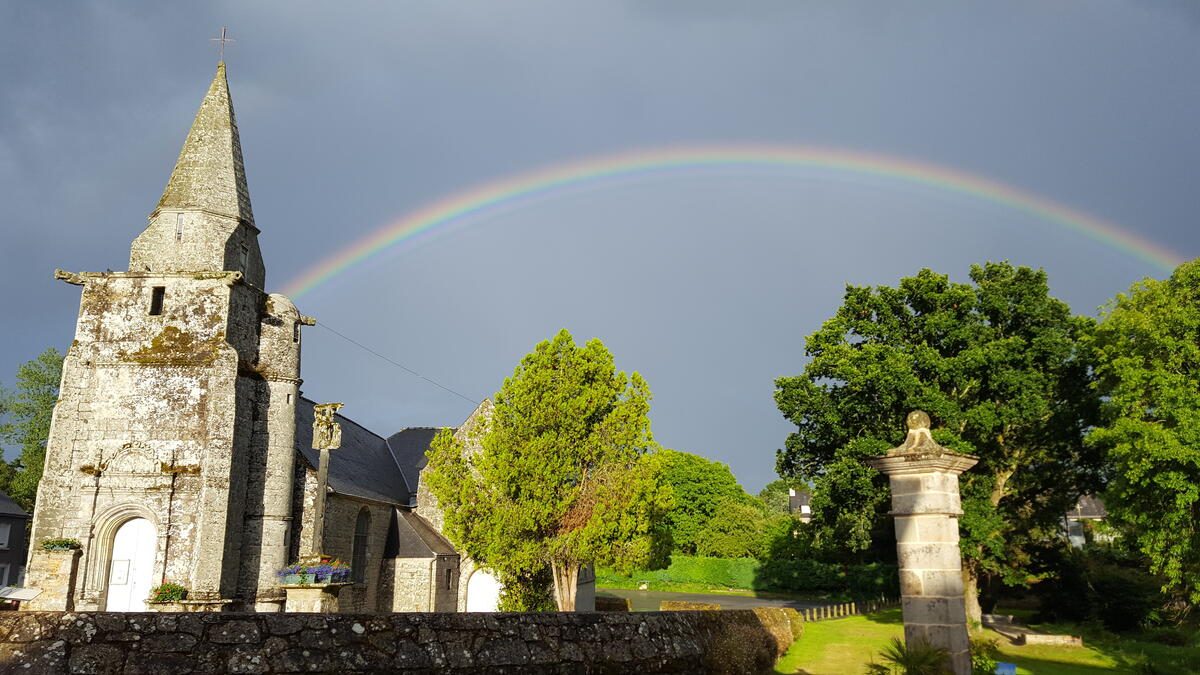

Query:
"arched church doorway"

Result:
[[105, 517, 156, 611], [464, 568, 502, 612]]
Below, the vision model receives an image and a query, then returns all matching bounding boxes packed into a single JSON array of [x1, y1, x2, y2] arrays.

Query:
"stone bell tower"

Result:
[[25, 63, 310, 612]]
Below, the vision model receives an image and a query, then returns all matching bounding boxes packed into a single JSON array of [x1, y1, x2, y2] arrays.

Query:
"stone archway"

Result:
[[87, 503, 160, 611], [104, 518, 156, 611]]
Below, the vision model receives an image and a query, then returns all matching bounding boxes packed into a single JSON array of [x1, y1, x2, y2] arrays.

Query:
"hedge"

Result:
[[598, 556, 899, 598]]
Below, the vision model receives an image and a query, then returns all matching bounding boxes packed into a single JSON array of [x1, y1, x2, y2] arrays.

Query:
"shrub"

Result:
[[864, 637, 951, 675], [1036, 547, 1168, 632], [969, 637, 999, 675], [40, 538, 81, 551], [148, 583, 187, 603], [598, 555, 899, 598], [1140, 627, 1191, 647]]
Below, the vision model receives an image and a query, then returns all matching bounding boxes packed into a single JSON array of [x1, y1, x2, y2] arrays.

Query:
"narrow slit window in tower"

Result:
[[445, 569, 453, 591], [239, 244, 249, 270], [175, 213, 184, 243], [293, 322, 300, 343], [149, 286, 166, 316]]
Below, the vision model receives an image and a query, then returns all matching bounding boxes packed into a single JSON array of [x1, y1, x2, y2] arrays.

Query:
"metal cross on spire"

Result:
[[210, 26, 236, 62]]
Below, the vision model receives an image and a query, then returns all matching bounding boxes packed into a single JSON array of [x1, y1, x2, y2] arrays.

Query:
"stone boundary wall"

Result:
[[0, 610, 784, 674]]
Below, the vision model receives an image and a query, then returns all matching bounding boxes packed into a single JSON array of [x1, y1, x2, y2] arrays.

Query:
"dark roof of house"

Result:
[[295, 398, 411, 506], [385, 427, 447, 494], [788, 490, 811, 511], [0, 491, 28, 519], [382, 508, 457, 558], [1068, 495, 1107, 520]]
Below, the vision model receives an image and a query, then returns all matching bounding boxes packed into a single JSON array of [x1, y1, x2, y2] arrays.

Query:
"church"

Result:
[[22, 63, 586, 613]]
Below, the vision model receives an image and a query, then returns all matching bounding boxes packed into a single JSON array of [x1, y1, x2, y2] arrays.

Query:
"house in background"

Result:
[[788, 488, 812, 523], [0, 490, 30, 587], [1065, 495, 1109, 549]]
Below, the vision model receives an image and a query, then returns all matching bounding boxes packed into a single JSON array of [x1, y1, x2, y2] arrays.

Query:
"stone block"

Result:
[[891, 492, 961, 515], [896, 542, 963, 571]]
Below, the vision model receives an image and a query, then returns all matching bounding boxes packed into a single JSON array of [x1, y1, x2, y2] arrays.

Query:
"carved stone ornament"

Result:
[[312, 403, 344, 450]]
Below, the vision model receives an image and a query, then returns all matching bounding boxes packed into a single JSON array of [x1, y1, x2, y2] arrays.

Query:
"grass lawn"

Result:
[[774, 608, 1199, 674]]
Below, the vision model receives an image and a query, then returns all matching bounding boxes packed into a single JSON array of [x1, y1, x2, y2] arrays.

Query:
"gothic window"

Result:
[[445, 568, 453, 591], [149, 287, 165, 316], [352, 508, 370, 584]]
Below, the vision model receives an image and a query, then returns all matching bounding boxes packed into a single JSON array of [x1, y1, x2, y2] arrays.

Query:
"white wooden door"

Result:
[[106, 518, 155, 611], [465, 569, 501, 612]]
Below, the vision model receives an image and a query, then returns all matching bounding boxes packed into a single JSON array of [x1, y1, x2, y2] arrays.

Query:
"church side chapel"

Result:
[[20, 62, 583, 614]]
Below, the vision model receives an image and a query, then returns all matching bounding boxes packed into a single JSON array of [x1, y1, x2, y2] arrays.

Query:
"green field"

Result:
[[774, 609, 1200, 674]]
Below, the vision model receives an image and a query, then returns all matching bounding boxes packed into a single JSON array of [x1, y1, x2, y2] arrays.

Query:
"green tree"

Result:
[[694, 497, 769, 558], [0, 348, 64, 511], [1088, 260, 1200, 605], [424, 329, 672, 611], [657, 449, 752, 554], [757, 479, 795, 515], [774, 263, 1102, 622]]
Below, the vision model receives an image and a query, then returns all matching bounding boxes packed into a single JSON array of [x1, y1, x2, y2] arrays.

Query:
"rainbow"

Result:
[[282, 145, 1185, 298]]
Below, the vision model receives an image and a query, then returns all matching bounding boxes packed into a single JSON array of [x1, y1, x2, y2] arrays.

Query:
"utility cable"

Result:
[[314, 322, 481, 406]]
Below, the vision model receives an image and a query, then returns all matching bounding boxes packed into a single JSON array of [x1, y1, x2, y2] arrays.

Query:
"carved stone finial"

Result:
[[312, 403, 344, 450], [907, 410, 930, 431]]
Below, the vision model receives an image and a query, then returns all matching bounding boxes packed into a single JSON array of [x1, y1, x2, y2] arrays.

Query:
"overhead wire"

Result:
[[313, 322, 481, 407]]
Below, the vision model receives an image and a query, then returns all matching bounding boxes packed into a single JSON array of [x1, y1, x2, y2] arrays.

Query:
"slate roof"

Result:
[[383, 508, 457, 558], [385, 427, 448, 495], [0, 490, 28, 519], [295, 398, 410, 506], [788, 490, 812, 513], [1068, 495, 1107, 520]]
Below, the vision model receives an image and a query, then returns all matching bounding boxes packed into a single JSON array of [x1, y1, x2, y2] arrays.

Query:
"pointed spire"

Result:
[[155, 63, 254, 226]]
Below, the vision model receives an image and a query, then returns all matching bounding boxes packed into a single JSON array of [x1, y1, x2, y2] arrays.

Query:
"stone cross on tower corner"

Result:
[[866, 411, 978, 675], [309, 403, 344, 557]]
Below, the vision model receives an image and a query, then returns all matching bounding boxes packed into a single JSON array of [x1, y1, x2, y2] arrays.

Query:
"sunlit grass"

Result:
[[770, 608, 1194, 675]]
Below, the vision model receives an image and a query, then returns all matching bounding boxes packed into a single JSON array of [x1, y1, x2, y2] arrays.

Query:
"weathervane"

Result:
[[210, 26, 236, 62]]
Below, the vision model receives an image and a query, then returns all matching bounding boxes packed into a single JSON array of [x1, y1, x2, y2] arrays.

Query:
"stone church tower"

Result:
[[26, 63, 308, 612]]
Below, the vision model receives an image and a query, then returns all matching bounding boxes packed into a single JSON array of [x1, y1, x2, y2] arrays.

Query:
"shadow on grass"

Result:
[[859, 608, 903, 625]]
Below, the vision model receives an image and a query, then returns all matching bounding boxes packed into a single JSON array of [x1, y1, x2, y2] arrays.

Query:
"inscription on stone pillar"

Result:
[[866, 411, 978, 675]]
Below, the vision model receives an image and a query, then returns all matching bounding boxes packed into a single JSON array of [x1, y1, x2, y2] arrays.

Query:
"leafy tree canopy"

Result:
[[774, 263, 1102, 618], [757, 479, 803, 516], [1089, 260, 1200, 604], [694, 497, 769, 559], [0, 347, 63, 511], [656, 448, 754, 554], [424, 329, 672, 610]]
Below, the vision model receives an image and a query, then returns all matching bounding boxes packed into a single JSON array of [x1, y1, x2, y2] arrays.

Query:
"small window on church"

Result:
[[239, 244, 249, 269], [149, 286, 166, 316], [445, 568, 453, 591], [293, 322, 300, 343], [175, 213, 184, 243], [352, 508, 370, 584]]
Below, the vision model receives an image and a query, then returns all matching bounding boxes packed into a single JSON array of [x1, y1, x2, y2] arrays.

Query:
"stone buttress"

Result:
[[25, 63, 308, 612]]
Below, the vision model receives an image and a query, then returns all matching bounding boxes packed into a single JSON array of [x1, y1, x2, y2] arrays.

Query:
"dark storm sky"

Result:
[[3, 2, 1198, 491]]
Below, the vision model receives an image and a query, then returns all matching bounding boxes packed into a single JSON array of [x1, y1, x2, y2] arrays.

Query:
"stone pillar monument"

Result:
[[281, 403, 348, 612], [866, 411, 977, 675]]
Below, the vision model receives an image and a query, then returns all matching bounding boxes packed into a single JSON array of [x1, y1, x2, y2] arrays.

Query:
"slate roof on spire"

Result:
[[155, 62, 255, 226]]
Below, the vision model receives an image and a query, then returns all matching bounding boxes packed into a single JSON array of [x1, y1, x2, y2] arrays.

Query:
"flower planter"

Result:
[[280, 573, 316, 585]]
